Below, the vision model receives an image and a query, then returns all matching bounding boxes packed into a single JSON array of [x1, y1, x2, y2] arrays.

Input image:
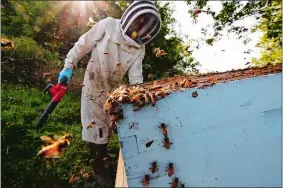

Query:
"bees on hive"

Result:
[[103, 78, 203, 188], [103, 77, 200, 124], [103, 84, 172, 122]]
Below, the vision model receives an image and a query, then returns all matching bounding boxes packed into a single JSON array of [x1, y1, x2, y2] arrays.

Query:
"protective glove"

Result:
[[58, 67, 72, 85]]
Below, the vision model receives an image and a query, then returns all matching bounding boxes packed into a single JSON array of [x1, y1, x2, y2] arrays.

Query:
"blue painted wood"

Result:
[[117, 73, 282, 187]]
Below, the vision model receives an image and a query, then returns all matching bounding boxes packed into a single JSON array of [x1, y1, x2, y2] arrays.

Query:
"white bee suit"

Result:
[[63, 1, 162, 144]]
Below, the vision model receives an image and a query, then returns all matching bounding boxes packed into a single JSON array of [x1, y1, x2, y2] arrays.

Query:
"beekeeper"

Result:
[[58, 0, 162, 186]]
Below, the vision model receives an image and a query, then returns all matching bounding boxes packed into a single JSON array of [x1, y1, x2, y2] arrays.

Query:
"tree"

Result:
[[1, 1, 199, 84], [142, 1, 199, 81], [185, 0, 282, 66], [251, 0, 282, 66], [1, 0, 60, 38]]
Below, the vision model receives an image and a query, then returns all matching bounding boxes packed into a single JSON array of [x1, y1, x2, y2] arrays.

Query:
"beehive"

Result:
[[113, 64, 282, 187]]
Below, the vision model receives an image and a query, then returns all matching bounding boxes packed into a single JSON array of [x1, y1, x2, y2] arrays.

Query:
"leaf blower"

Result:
[[35, 76, 68, 129]]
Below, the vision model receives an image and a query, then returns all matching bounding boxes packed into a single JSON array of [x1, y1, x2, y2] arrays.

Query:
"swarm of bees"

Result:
[[104, 85, 170, 128], [37, 133, 72, 158], [104, 79, 197, 128], [104, 80, 198, 187], [141, 161, 185, 187]]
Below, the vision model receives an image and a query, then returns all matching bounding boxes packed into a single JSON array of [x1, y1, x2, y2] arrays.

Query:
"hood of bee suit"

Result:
[[120, 0, 162, 47]]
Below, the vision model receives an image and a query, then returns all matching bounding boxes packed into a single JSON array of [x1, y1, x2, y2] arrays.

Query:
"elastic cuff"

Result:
[[64, 63, 74, 70], [64, 58, 76, 70]]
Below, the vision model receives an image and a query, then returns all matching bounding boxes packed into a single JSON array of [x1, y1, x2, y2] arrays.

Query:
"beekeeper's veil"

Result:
[[120, 0, 162, 45]]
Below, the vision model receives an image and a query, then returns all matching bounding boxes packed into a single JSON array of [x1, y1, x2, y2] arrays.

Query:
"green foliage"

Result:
[[1, 36, 61, 86], [1, 83, 120, 187], [251, 0, 282, 66], [2, 36, 60, 63], [1, 0, 60, 38], [186, 0, 267, 44], [186, 0, 282, 67], [142, 2, 199, 81]]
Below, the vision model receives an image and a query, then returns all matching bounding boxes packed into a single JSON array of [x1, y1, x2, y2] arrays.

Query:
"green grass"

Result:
[[1, 83, 120, 188]]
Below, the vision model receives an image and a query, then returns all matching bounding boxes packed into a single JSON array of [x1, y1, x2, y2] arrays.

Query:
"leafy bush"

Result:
[[1, 36, 61, 86], [2, 35, 60, 64]]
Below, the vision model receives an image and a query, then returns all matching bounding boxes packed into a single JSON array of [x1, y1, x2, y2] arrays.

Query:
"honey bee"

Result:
[[125, 88, 132, 94], [155, 90, 168, 99], [87, 121, 96, 129], [192, 91, 198, 98], [165, 162, 175, 177], [158, 123, 168, 136], [154, 48, 168, 57], [149, 160, 158, 173], [118, 95, 131, 103], [132, 87, 145, 95], [141, 174, 150, 186], [179, 182, 185, 188], [149, 85, 163, 91], [69, 175, 79, 184], [130, 94, 143, 104], [37, 134, 72, 158], [169, 177, 179, 188], [144, 93, 150, 105], [104, 97, 114, 112], [180, 79, 192, 88], [149, 92, 156, 106], [162, 136, 172, 149], [133, 103, 142, 111]]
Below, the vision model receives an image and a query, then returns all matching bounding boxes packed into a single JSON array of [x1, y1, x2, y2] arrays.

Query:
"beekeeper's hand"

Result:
[[58, 67, 72, 85]]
